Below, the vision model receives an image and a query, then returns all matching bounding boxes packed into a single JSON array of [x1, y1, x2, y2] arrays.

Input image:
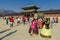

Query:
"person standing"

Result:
[[17, 17, 20, 25], [56, 17, 58, 23], [42, 17, 46, 28], [45, 18, 50, 29], [6, 17, 9, 25], [22, 16, 26, 24], [27, 17, 29, 22], [50, 17, 54, 28], [29, 19, 38, 36], [4, 17, 6, 20], [38, 18, 43, 29], [29, 17, 33, 23], [59, 17, 60, 23], [40, 18, 52, 38], [9, 16, 14, 27]]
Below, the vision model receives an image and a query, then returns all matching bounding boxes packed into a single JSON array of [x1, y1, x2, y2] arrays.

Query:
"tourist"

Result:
[[9, 16, 14, 27], [4, 17, 6, 20], [50, 17, 54, 28], [58, 17, 60, 23], [42, 17, 46, 27], [17, 17, 20, 25], [27, 17, 29, 22], [29, 17, 33, 23], [6, 17, 9, 25], [20, 17, 22, 24], [29, 19, 38, 36], [26, 17, 28, 23], [38, 18, 43, 29], [45, 18, 50, 29], [40, 18, 51, 38], [56, 17, 58, 23], [22, 16, 26, 24], [53, 17, 55, 23]]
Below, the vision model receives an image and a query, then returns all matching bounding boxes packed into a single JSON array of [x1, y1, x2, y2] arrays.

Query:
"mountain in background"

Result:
[[0, 9, 17, 16]]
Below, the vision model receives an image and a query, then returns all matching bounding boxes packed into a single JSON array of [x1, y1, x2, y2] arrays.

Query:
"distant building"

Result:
[[21, 5, 39, 17], [1, 5, 60, 18], [39, 10, 60, 18]]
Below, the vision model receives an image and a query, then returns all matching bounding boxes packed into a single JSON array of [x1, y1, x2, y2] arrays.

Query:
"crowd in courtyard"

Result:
[[2, 14, 59, 38]]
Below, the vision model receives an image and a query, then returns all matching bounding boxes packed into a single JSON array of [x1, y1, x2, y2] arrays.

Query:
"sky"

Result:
[[0, 0, 60, 12]]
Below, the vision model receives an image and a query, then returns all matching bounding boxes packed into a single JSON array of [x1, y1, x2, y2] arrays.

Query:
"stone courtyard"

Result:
[[0, 18, 60, 40]]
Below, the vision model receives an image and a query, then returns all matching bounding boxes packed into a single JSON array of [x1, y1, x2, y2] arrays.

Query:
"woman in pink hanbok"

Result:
[[29, 19, 38, 36]]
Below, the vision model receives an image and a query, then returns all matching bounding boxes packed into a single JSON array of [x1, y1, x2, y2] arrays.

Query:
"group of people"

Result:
[[5, 16, 14, 27], [4, 15, 34, 27], [3, 15, 59, 38], [29, 16, 59, 37], [29, 17, 51, 37]]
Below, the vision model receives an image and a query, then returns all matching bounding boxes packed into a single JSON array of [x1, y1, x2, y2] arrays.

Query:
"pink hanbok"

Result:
[[29, 19, 38, 34]]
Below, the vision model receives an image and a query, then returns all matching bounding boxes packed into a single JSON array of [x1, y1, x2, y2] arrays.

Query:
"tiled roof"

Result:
[[22, 5, 39, 10], [38, 9, 60, 13]]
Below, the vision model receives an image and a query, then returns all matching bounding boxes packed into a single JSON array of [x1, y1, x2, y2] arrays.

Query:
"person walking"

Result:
[[22, 16, 26, 24], [9, 16, 14, 27], [17, 17, 20, 25], [6, 17, 9, 25]]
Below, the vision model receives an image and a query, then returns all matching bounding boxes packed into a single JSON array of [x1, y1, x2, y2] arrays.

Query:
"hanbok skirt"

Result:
[[40, 25, 52, 38], [29, 26, 38, 34]]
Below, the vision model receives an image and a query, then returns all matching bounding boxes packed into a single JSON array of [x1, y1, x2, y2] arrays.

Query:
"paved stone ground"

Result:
[[0, 18, 60, 40]]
